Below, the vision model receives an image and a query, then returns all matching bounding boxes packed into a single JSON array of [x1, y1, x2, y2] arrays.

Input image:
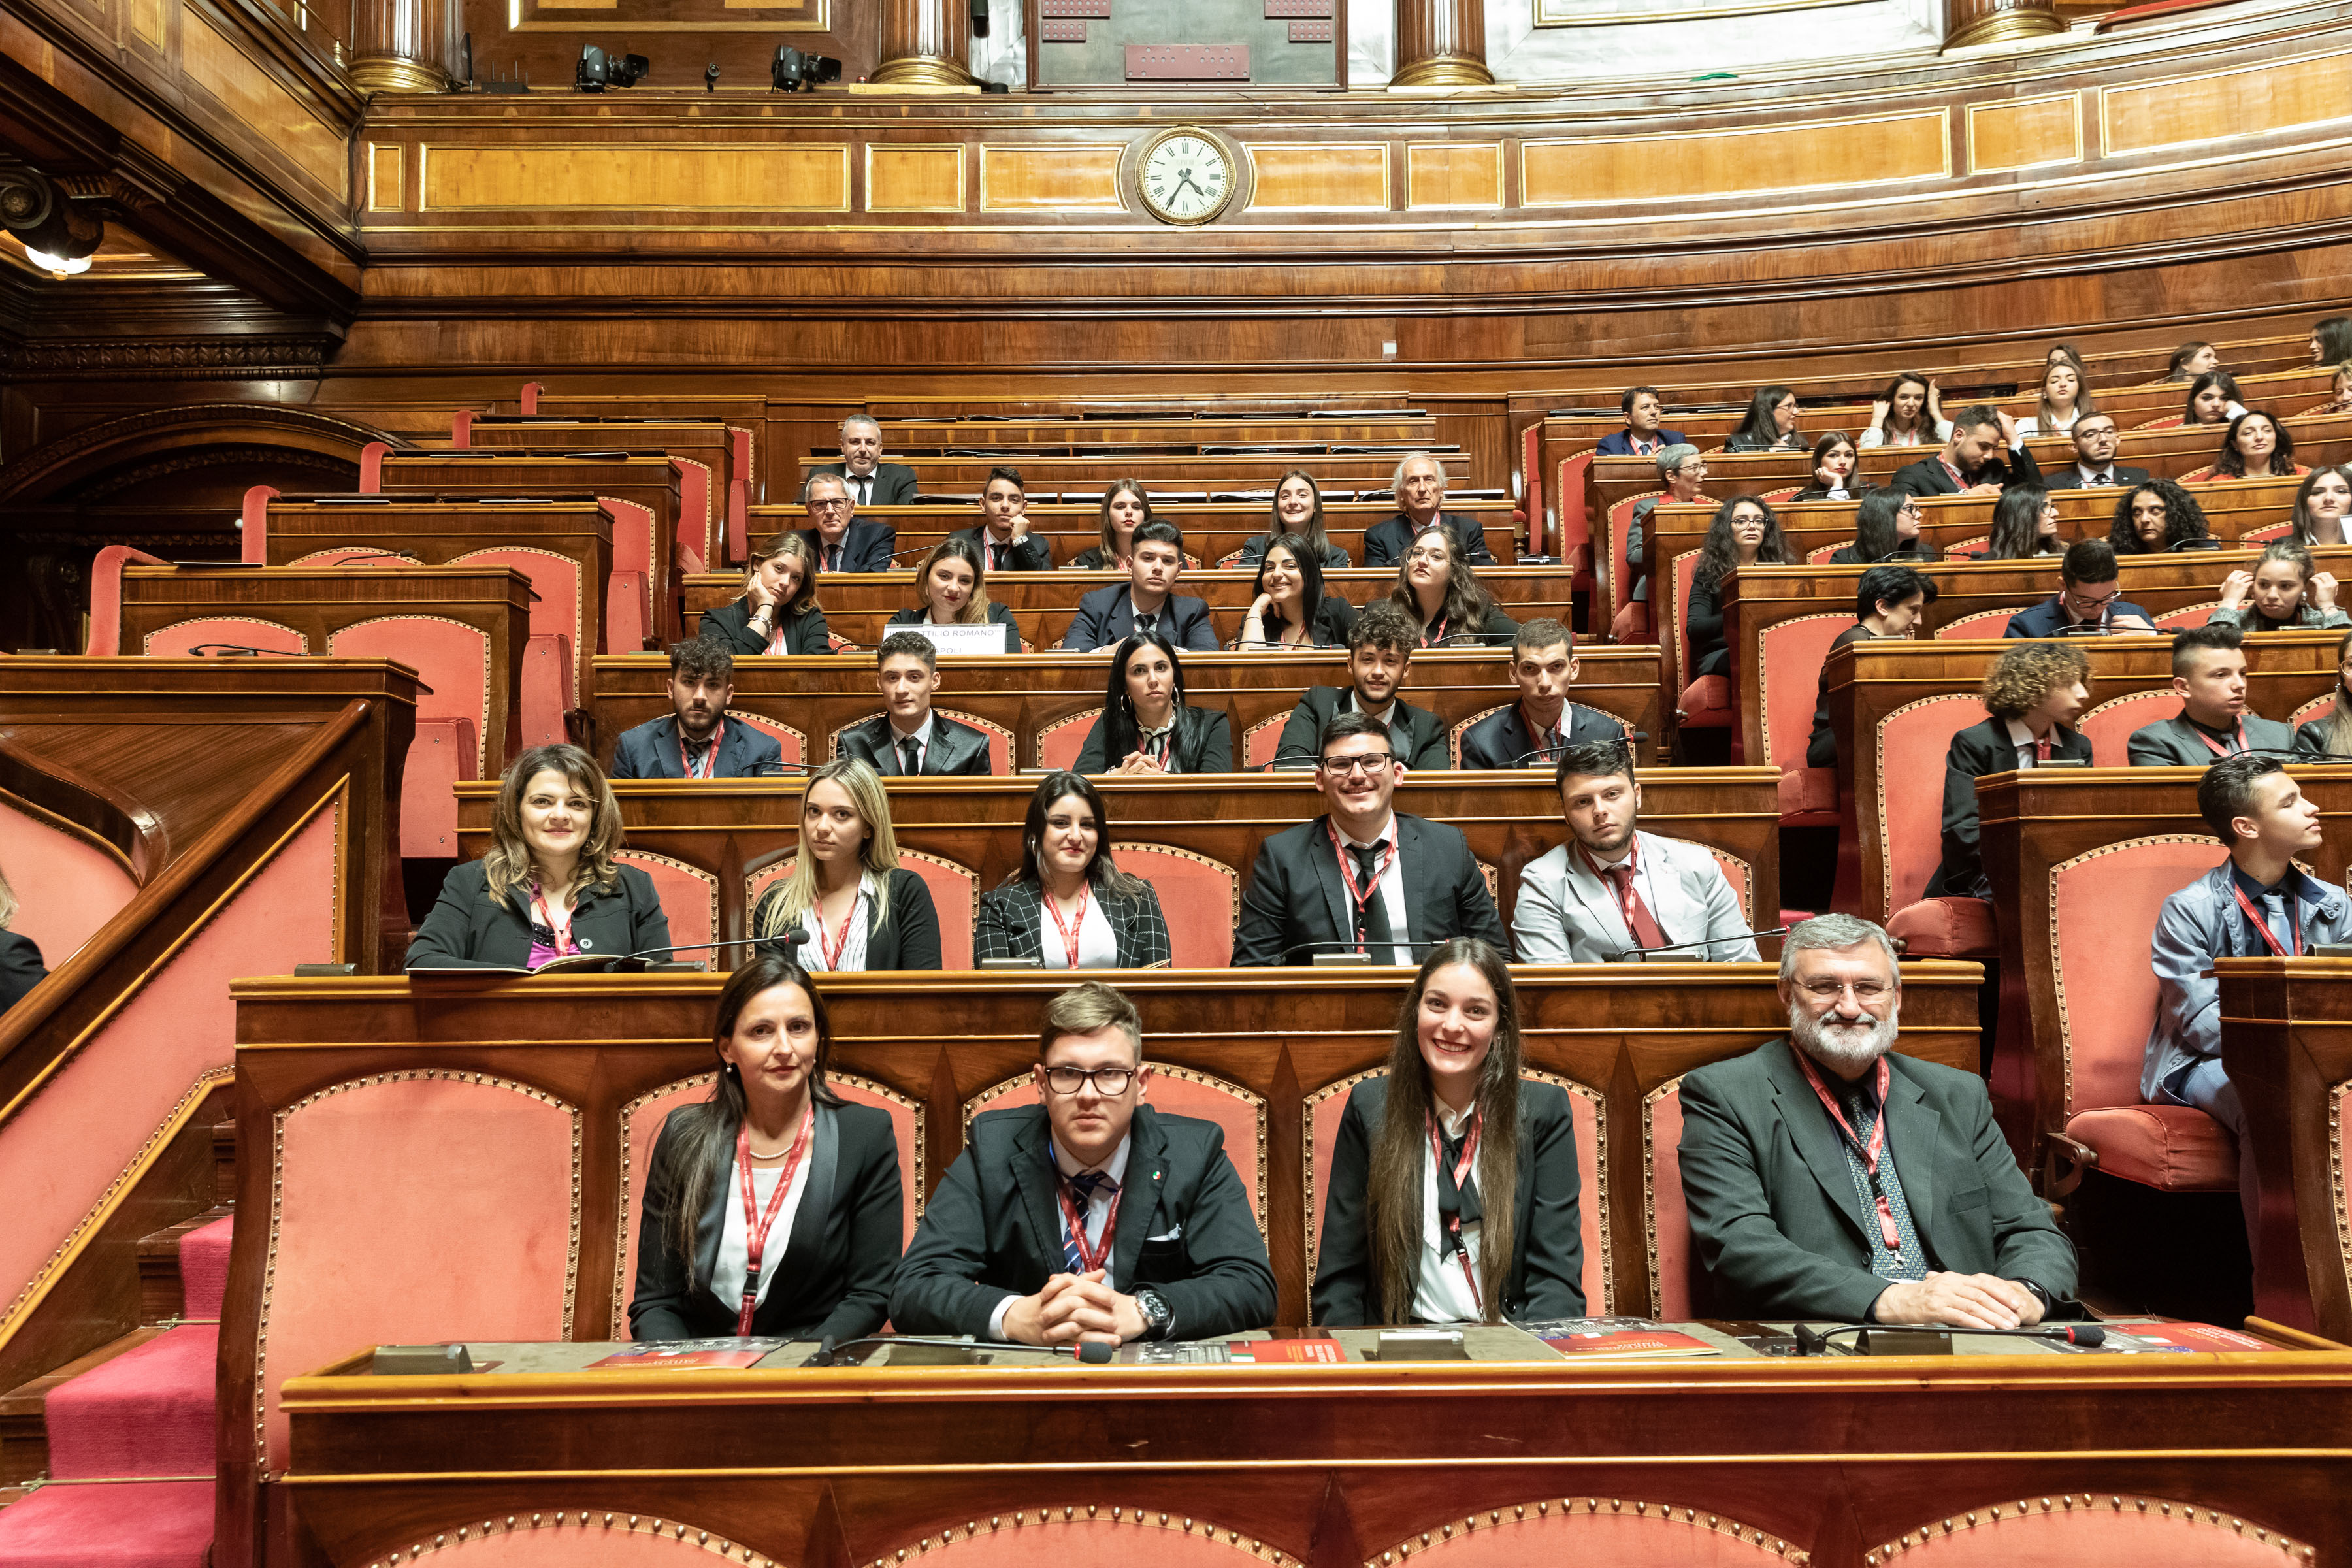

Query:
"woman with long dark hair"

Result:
[[1071, 632, 1233, 774], [2166, 370, 2245, 429], [2291, 465, 2352, 546], [1066, 481, 1154, 572], [1386, 521, 1518, 648], [1828, 491, 1931, 564], [2295, 627, 2352, 758], [1238, 469, 1351, 568], [1240, 533, 1356, 649], [2108, 479, 2212, 554], [1794, 431, 1872, 500], [1983, 486, 2063, 559], [1686, 496, 1793, 677], [1312, 938, 1582, 1326], [2210, 410, 2304, 480], [973, 772, 1173, 968], [629, 954, 902, 1341], [1859, 372, 1948, 449], [1723, 386, 1801, 452], [2313, 315, 2352, 367]]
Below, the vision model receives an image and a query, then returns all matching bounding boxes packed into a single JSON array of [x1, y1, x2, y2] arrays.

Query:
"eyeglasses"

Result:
[[1318, 753, 1395, 776], [1797, 979, 1892, 1002], [2063, 586, 2120, 610], [1043, 1065, 1135, 1096], [808, 497, 853, 512], [1897, 502, 1921, 518]]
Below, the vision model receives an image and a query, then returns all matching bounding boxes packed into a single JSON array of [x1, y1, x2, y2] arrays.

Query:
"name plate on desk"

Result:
[[898, 623, 1013, 657]]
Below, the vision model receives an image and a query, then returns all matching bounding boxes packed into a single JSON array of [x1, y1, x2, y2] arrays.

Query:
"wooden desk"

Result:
[[461, 415, 751, 568], [798, 451, 1472, 498], [2217, 959, 2352, 1343], [589, 647, 1665, 769], [875, 412, 1440, 449]]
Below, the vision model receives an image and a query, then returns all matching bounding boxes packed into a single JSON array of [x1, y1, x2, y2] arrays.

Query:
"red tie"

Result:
[[1601, 861, 1671, 952], [2034, 736, 2053, 762]]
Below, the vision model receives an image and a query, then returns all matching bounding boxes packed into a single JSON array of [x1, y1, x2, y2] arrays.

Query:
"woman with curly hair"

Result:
[[1926, 642, 2093, 900], [1686, 496, 1793, 678], [2109, 478, 2212, 555], [1386, 521, 1518, 648]]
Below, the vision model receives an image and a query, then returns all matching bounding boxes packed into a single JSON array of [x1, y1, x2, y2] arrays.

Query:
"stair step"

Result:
[[135, 1209, 232, 1327], [43, 1327, 216, 1480], [0, 1333, 163, 1491], [0, 1477, 212, 1565]]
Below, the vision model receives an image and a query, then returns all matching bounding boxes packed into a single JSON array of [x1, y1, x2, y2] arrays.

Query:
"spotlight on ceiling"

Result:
[[576, 44, 649, 91], [770, 45, 841, 91], [0, 159, 103, 276], [24, 247, 93, 278]]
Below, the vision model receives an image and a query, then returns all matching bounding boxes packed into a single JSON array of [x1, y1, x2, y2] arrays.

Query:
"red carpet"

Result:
[[176, 1217, 231, 1321], [0, 1480, 212, 1567], [40, 1326, 216, 1479]]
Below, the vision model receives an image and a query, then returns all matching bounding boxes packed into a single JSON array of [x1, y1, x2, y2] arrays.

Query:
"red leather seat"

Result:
[[2064, 1103, 2239, 1191], [1777, 766, 1835, 818], [1888, 896, 1997, 958], [1677, 675, 1732, 729]]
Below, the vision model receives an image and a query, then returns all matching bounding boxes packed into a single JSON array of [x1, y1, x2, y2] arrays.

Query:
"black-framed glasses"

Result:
[[1317, 753, 1395, 776], [1043, 1065, 1135, 1096]]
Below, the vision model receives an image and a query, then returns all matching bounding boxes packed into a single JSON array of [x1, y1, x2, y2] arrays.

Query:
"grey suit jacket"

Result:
[[813, 462, 918, 508], [1677, 1038, 2078, 1321], [1232, 811, 1508, 966], [611, 713, 785, 781], [2144, 860, 2352, 1100], [2126, 711, 2297, 767], [1510, 830, 1757, 964]]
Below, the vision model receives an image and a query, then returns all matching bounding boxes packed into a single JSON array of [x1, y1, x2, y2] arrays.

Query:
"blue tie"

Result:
[[1061, 1169, 1116, 1272]]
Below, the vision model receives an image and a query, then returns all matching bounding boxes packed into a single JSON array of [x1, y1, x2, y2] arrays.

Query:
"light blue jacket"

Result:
[[2143, 860, 2352, 1102]]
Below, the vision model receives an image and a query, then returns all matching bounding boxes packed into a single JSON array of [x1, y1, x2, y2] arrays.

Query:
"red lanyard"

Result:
[[1424, 615, 1450, 648], [529, 883, 574, 957], [1578, 839, 1643, 925], [1426, 1111, 1484, 1313], [2191, 717, 2250, 758], [1328, 823, 1399, 955], [1043, 884, 1092, 969], [766, 619, 791, 655], [1056, 1171, 1122, 1275], [732, 1102, 814, 1333], [1793, 1053, 1904, 1253], [814, 888, 860, 970], [678, 718, 725, 780], [2232, 879, 2304, 958], [1938, 457, 1964, 489]]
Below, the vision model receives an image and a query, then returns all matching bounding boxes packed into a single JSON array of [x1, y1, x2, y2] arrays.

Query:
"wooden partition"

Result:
[[217, 961, 1986, 1566], [875, 412, 1440, 449], [1824, 634, 2347, 922], [459, 415, 751, 568], [793, 451, 1471, 500], [591, 647, 1666, 768], [455, 770, 1779, 944]]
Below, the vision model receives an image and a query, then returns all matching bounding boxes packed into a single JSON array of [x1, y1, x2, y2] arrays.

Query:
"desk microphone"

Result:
[[599, 932, 807, 972], [1609, 926, 1789, 963], [184, 644, 308, 659], [741, 760, 815, 775], [1277, 939, 1444, 964], [1422, 630, 1521, 648], [1794, 1322, 2103, 1354], [1510, 732, 1652, 765], [807, 1333, 1113, 1365]]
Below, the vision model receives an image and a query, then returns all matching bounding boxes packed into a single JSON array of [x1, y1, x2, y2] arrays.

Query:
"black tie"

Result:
[[1435, 1122, 1482, 1226], [825, 546, 841, 572], [1350, 841, 1393, 952], [898, 738, 921, 776], [1135, 610, 1160, 639], [2095, 471, 2111, 485]]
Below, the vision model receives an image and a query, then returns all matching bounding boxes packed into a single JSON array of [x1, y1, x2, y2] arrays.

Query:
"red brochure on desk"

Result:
[[1228, 1338, 1346, 1364], [587, 1340, 781, 1370], [2104, 1322, 2275, 1354], [1538, 1320, 1720, 1358]]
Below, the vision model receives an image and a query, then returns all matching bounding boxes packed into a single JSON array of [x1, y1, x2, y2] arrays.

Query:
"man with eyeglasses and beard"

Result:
[[892, 981, 1275, 1348], [1676, 915, 2078, 1327]]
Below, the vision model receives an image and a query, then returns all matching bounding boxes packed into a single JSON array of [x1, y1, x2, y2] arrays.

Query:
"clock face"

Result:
[[1139, 133, 1233, 225]]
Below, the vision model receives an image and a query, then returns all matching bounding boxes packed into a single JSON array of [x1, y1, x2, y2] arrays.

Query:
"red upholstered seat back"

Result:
[[2154, 600, 2220, 629], [1242, 713, 1286, 770], [1304, 1070, 1609, 1316], [0, 798, 139, 968], [1645, 1081, 1695, 1320], [1759, 612, 1851, 773], [723, 708, 806, 770], [2052, 834, 2227, 1115], [1109, 843, 1237, 968], [746, 852, 978, 969], [1034, 711, 1095, 772], [612, 1068, 921, 1337], [1670, 549, 1703, 683], [1360, 1497, 1797, 1565], [615, 851, 718, 956], [1935, 608, 2028, 639], [1449, 702, 1509, 766], [600, 497, 655, 650], [1605, 491, 1654, 623], [2294, 692, 2335, 727], [448, 547, 587, 704], [140, 617, 308, 657], [1874, 693, 1983, 913], [396, 718, 477, 857], [1862, 1494, 2309, 1565], [1805, 544, 1839, 566], [964, 1066, 1264, 1227], [2079, 689, 2179, 766], [327, 615, 494, 779], [2244, 521, 2295, 544], [1708, 851, 1754, 924]]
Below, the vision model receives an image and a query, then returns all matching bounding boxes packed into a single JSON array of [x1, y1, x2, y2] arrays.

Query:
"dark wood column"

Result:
[[1944, 0, 2064, 50], [872, 0, 977, 87], [1393, 0, 1493, 87], [348, 0, 449, 91]]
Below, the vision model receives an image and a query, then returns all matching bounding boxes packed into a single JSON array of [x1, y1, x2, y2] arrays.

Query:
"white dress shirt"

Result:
[[1337, 812, 1413, 966], [987, 1132, 1132, 1337], [711, 1140, 815, 1314], [2004, 717, 2057, 769], [1414, 1099, 1484, 1323], [2072, 462, 2122, 487], [798, 872, 876, 972], [885, 712, 937, 773], [1037, 890, 1119, 969]]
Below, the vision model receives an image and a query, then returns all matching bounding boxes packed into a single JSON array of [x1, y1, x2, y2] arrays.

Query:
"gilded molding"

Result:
[[1388, 57, 1497, 88], [1865, 1494, 2308, 1561], [1946, 7, 2066, 50], [348, 56, 451, 95], [0, 336, 335, 379], [2334, 1081, 2351, 1315]]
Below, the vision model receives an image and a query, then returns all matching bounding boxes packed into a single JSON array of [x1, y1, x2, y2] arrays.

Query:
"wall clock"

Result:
[[1135, 129, 1238, 225]]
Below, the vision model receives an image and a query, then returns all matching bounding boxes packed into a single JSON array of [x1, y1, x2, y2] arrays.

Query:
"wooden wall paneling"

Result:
[[1521, 110, 1949, 206], [2102, 48, 2352, 157], [864, 142, 967, 213], [1243, 142, 1392, 211], [1967, 91, 2083, 174], [1405, 142, 1503, 210], [977, 144, 1128, 212], [421, 144, 853, 212]]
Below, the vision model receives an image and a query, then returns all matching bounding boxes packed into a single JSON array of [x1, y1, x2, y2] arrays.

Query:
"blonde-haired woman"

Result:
[[407, 744, 671, 969], [753, 757, 941, 971], [0, 863, 48, 1014], [700, 532, 832, 656]]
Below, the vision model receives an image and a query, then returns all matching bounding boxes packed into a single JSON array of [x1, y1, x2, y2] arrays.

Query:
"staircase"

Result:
[[0, 1119, 234, 1567]]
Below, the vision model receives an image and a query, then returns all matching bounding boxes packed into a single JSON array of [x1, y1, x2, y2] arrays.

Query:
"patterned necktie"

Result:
[[898, 737, 921, 776], [1135, 610, 1160, 639], [1603, 862, 1671, 951], [1061, 1169, 1117, 1271], [1350, 841, 1394, 950]]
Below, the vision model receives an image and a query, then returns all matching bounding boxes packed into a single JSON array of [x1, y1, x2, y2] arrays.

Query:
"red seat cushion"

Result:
[[1777, 765, 1835, 821], [1677, 675, 1731, 728], [2065, 1103, 2239, 1191], [1888, 896, 1998, 958], [1610, 600, 1650, 644]]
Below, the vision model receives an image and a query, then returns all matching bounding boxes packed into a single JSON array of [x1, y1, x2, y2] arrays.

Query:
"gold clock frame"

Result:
[[1131, 127, 1244, 227]]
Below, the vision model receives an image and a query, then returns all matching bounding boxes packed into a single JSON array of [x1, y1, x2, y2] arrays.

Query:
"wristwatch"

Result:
[[1134, 1288, 1174, 1342], [2013, 1277, 2057, 1317]]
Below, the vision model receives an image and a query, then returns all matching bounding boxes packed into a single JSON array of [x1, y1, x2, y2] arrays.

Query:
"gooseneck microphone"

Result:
[[1610, 926, 1790, 963], [806, 1333, 1115, 1365], [1795, 1322, 2104, 1354]]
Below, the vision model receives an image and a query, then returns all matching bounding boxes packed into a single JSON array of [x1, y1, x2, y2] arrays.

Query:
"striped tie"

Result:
[[1061, 1170, 1115, 1272]]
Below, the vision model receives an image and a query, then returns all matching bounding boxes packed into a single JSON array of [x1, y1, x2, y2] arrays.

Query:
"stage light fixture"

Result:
[[770, 44, 841, 91], [576, 44, 649, 91]]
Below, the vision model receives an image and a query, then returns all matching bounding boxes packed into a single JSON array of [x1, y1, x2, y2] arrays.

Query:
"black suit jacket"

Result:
[[1827, 543, 1934, 566], [813, 462, 919, 508], [1927, 716, 2091, 898], [1276, 687, 1451, 772], [628, 1099, 903, 1343], [2002, 594, 2155, 638], [2043, 463, 2152, 491], [1677, 1038, 2078, 1321], [1364, 510, 1495, 568], [949, 525, 1053, 574], [753, 866, 942, 970], [406, 859, 672, 969], [1233, 811, 1508, 966], [0, 930, 46, 1015], [1457, 701, 1624, 770], [1238, 534, 1353, 569], [1888, 442, 2042, 496], [698, 598, 833, 657], [1064, 585, 1219, 653], [1311, 1075, 1584, 1326], [1414, 603, 1521, 649], [1072, 705, 1233, 774], [890, 1103, 1278, 1341], [838, 713, 995, 776], [611, 714, 785, 781], [800, 521, 898, 574], [974, 880, 1174, 968]]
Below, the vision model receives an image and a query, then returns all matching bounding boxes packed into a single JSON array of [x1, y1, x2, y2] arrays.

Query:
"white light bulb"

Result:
[[23, 247, 91, 277]]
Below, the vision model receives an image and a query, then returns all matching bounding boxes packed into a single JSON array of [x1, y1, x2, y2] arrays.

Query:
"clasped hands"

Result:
[[1871, 1270, 2044, 1331], [1002, 1269, 1146, 1347]]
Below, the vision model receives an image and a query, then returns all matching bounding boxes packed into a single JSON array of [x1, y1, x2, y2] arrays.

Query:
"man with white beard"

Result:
[[1676, 914, 2077, 1326]]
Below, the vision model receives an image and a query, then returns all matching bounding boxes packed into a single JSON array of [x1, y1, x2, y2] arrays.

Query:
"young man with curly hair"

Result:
[[1925, 642, 2094, 899]]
